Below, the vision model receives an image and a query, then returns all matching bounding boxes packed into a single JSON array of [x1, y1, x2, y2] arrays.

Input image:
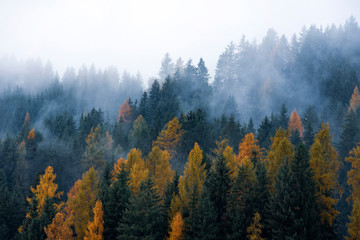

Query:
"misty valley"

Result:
[[1, 17, 360, 240]]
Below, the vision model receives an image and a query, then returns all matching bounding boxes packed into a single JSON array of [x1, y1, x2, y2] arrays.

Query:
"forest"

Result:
[[1, 17, 360, 239]]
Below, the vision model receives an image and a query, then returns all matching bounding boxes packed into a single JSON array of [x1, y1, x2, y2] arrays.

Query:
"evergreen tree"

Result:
[[302, 105, 319, 149], [103, 164, 131, 240], [267, 158, 297, 240], [278, 104, 289, 130], [257, 116, 273, 149], [117, 176, 165, 240], [207, 156, 232, 238]]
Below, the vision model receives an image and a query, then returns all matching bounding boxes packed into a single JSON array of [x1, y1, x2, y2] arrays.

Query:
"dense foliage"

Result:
[[1, 18, 360, 239]]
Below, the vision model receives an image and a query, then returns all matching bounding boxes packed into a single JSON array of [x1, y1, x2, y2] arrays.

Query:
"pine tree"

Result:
[[117, 177, 165, 240], [207, 155, 232, 238], [291, 143, 320, 239], [103, 163, 131, 240], [185, 188, 218, 240], [267, 158, 297, 239]]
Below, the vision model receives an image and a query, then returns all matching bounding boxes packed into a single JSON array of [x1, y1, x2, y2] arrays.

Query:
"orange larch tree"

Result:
[[117, 99, 132, 123], [44, 208, 74, 240], [289, 109, 304, 137], [237, 133, 262, 166]]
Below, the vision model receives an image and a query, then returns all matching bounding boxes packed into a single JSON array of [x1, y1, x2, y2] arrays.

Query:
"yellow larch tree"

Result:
[[28, 166, 63, 216], [44, 207, 74, 240], [246, 212, 264, 240], [212, 139, 236, 179], [147, 145, 174, 194], [111, 157, 126, 182], [179, 142, 207, 208], [67, 167, 100, 240], [346, 145, 360, 240], [167, 212, 184, 240], [266, 128, 294, 184], [125, 148, 149, 193], [153, 117, 184, 158], [309, 123, 341, 227], [84, 200, 104, 240], [348, 85, 360, 112], [237, 133, 263, 166], [289, 109, 304, 137]]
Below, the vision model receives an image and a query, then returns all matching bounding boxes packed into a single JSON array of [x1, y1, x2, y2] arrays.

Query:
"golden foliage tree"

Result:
[[167, 212, 184, 240], [309, 123, 341, 226], [212, 139, 236, 179], [153, 117, 184, 158], [348, 85, 360, 112], [246, 212, 264, 240], [346, 145, 360, 239], [28, 166, 62, 216], [84, 200, 104, 240], [117, 99, 132, 123], [289, 109, 304, 137], [266, 128, 294, 184], [346, 200, 360, 240], [111, 157, 126, 182], [44, 209, 73, 240], [179, 142, 207, 207], [67, 167, 100, 240], [24, 111, 30, 124], [147, 145, 174, 194], [125, 148, 149, 192], [237, 133, 262, 165], [82, 126, 106, 171]]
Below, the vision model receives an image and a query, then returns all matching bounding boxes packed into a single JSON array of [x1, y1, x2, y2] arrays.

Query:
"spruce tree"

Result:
[[267, 158, 297, 240], [117, 176, 165, 240], [103, 164, 131, 240]]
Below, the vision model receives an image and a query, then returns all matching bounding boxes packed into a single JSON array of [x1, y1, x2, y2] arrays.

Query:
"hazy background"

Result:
[[1, 0, 359, 83]]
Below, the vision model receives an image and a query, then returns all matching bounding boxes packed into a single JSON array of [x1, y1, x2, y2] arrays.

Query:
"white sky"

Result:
[[0, 0, 359, 82]]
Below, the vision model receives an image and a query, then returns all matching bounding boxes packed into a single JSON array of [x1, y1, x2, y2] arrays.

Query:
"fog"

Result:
[[0, 0, 359, 82]]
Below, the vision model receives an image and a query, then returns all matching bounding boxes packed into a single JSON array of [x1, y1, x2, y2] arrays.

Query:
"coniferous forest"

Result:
[[2, 17, 360, 240]]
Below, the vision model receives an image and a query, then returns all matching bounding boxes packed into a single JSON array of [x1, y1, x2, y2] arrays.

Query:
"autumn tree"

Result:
[[153, 117, 184, 158], [237, 133, 262, 166], [67, 167, 100, 240], [212, 139, 236, 179], [266, 128, 294, 184], [179, 143, 207, 208], [117, 99, 132, 123], [346, 145, 360, 240], [28, 166, 63, 215], [167, 212, 184, 240], [348, 85, 360, 112], [309, 123, 340, 236], [44, 209, 74, 240], [111, 157, 126, 182], [246, 212, 264, 240], [147, 145, 174, 194], [125, 148, 148, 193], [84, 200, 104, 240], [82, 126, 106, 171], [289, 109, 304, 137]]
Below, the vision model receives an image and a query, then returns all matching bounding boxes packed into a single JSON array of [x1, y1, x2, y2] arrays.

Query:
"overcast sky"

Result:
[[0, 0, 359, 82]]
